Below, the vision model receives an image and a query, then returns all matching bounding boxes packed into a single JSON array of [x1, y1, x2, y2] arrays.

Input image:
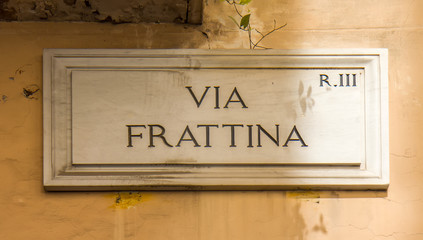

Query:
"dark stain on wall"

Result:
[[23, 84, 40, 99], [0, 0, 16, 20], [1, 95, 8, 103]]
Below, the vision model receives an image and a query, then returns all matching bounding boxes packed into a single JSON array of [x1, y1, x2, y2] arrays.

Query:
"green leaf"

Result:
[[239, 0, 252, 5], [228, 16, 240, 27], [240, 14, 250, 29]]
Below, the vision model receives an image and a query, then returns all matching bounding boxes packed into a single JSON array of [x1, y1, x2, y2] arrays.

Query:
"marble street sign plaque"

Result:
[[43, 49, 389, 190]]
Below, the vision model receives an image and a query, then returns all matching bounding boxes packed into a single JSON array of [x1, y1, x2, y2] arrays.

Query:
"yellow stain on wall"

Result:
[[108, 192, 154, 209], [287, 191, 321, 199]]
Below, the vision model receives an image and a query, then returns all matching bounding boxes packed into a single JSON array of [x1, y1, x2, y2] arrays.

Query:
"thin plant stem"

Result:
[[252, 23, 287, 49], [224, 0, 286, 49]]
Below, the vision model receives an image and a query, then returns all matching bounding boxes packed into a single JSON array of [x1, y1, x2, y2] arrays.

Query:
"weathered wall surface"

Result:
[[0, 0, 422, 239], [0, 0, 202, 24]]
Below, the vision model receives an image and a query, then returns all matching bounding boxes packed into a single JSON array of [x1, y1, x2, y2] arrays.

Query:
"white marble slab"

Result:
[[43, 49, 389, 190]]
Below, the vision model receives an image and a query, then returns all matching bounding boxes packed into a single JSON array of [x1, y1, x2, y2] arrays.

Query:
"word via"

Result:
[[185, 86, 248, 109], [126, 124, 307, 148], [320, 74, 358, 87]]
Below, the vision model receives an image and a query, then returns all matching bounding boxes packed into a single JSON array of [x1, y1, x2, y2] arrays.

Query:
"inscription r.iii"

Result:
[[320, 74, 358, 87]]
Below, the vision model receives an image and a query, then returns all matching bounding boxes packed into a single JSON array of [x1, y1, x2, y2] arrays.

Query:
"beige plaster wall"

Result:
[[0, 0, 422, 239]]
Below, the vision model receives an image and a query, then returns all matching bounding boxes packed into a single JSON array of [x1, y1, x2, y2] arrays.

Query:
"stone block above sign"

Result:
[[43, 49, 389, 190]]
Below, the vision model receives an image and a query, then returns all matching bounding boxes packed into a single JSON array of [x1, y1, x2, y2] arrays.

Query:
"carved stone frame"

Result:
[[43, 49, 389, 191]]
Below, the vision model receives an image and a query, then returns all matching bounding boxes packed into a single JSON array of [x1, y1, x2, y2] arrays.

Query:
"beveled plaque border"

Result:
[[43, 49, 389, 191]]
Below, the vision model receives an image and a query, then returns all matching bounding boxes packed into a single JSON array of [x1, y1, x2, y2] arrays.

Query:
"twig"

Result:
[[254, 45, 271, 49], [226, 0, 243, 17], [252, 23, 287, 49], [248, 26, 252, 49], [253, 28, 264, 37]]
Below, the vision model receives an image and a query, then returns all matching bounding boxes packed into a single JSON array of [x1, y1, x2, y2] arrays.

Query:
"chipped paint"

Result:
[[22, 84, 40, 99], [108, 192, 153, 209], [1, 95, 7, 103]]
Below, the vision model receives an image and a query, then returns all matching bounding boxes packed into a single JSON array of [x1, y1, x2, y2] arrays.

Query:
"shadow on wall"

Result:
[[103, 190, 386, 239]]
